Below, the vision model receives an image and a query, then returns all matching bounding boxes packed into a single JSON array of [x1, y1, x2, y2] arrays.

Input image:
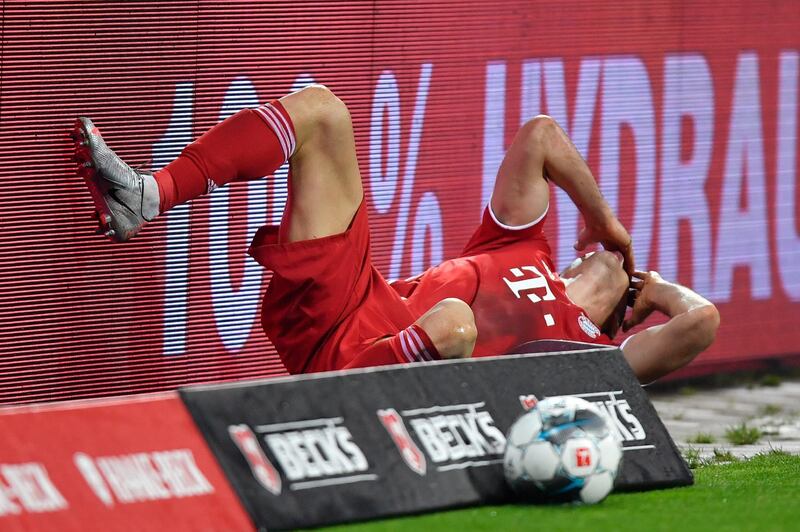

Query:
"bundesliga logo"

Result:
[[575, 447, 592, 468], [378, 402, 506, 475], [229, 417, 372, 496]]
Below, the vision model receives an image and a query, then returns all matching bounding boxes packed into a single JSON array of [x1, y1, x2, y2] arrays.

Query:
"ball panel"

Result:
[[544, 425, 586, 446], [560, 437, 599, 478], [503, 444, 524, 480], [597, 433, 623, 474], [521, 441, 561, 481], [537, 396, 578, 428], [579, 470, 614, 504], [572, 404, 610, 438], [509, 410, 543, 447], [536, 475, 584, 502]]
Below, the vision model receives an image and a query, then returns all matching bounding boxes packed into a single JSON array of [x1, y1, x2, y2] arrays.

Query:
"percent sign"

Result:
[[370, 63, 443, 280]]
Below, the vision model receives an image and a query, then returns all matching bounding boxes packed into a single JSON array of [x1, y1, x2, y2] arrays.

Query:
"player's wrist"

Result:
[[583, 205, 617, 231]]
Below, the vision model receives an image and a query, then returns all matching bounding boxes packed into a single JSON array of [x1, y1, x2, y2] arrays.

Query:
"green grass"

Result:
[[759, 404, 783, 416], [725, 423, 762, 445], [682, 447, 740, 468], [759, 374, 783, 387], [709, 448, 739, 464], [323, 452, 799, 532], [687, 432, 716, 444], [682, 447, 704, 469]]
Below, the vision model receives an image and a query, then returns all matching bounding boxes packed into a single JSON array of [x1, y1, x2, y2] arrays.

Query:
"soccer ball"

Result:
[[503, 395, 622, 504]]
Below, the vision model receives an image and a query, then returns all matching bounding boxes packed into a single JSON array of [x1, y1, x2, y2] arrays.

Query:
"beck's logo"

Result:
[[377, 409, 427, 475], [379, 402, 506, 475], [230, 417, 374, 495], [229, 424, 282, 495]]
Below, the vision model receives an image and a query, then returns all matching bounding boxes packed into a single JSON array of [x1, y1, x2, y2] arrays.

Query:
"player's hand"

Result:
[[574, 216, 635, 276], [622, 270, 664, 331]]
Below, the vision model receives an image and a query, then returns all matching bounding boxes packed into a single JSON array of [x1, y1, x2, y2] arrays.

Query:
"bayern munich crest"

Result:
[[577, 314, 601, 338]]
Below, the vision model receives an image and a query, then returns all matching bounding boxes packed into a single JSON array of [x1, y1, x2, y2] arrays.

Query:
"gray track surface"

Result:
[[648, 378, 800, 459]]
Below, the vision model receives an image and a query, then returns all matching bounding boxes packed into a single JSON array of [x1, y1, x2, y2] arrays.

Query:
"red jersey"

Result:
[[253, 201, 611, 375], [392, 208, 613, 356]]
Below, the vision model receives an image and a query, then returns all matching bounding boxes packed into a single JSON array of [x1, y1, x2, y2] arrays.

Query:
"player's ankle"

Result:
[[153, 168, 176, 214]]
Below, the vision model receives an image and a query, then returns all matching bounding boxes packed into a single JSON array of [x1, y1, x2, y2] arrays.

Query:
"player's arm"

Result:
[[620, 271, 720, 384], [538, 120, 635, 274]]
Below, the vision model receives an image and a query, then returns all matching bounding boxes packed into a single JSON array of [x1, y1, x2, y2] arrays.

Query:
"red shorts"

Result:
[[248, 199, 435, 374]]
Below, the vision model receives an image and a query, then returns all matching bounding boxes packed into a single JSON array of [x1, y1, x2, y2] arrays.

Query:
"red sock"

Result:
[[153, 100, 296, 213], [390, 324, 442, 362], [343, 324, 441, 370]]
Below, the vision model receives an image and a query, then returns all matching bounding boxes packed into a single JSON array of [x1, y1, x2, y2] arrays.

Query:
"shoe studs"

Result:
[[104, 229, 116, 238]]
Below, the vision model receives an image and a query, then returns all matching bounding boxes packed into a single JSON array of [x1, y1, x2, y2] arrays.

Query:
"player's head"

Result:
[[561, 250, 629, 338]]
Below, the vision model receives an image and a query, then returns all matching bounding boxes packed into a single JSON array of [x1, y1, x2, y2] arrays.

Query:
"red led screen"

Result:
[[1, 1, 799, 404]]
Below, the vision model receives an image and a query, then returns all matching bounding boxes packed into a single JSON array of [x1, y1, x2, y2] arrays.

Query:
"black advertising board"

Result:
[[180, 345, 691, 530]]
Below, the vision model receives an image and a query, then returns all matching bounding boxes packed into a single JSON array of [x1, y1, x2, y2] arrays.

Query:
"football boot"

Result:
[[72, 117, 160, 242]]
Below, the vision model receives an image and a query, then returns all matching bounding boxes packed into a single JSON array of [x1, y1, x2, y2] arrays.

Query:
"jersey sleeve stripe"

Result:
[[487, 196, 549, 230]]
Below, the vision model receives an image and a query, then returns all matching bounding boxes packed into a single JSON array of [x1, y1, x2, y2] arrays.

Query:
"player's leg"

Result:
[[343, 298, 477, 369], [277, 85, 362, 242], [73, 84, 360, 242], [561, 251, 628, 337], [489, 115, 596, 227], [413, 298, 477, 358], [74, 101, 294, 241]]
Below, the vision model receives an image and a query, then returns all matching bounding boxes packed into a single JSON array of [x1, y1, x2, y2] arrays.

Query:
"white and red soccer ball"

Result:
[[503, 395, 623, 504]]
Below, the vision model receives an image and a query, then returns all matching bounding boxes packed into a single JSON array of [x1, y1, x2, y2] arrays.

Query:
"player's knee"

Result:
[[424, 298, 477, 360], [519, 114, 559, 146], [297, 84, 352, 132]]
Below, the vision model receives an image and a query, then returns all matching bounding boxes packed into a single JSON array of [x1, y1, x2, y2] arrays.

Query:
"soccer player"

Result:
[[73, 84, 719, 383]]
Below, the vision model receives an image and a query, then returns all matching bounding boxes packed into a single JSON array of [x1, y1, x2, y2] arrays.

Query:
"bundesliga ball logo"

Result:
[[503, 396, 623, 504]]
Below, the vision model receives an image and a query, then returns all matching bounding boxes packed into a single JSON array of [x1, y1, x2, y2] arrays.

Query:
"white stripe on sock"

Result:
[[253, 106, 289, 160], [398, 331, 416, 363], [259, 105, 291, 154], [262, 104, 293, 158], [407, 327, 433, 361], [265, 103, 296, 156], [257, 105, 290, 159]]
